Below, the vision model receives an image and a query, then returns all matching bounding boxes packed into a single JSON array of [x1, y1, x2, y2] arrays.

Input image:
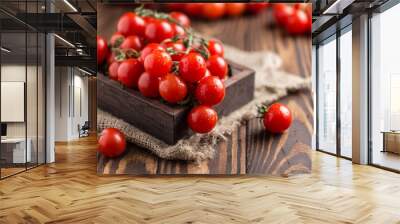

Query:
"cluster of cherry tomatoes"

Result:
[[273, 3, 312, 35], [165, 3, 269, 19], [97, 7, 228, 135]]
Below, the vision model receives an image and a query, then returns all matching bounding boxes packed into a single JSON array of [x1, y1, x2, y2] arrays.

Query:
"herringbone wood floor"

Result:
[[1, 136, 400, 223]]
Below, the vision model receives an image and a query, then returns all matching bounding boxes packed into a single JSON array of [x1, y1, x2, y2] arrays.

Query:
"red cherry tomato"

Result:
[[246, 3, 269, 14], [117, 58, 144, 88], [143, 16, 156, 24], [202, 3, 225, 20], [187, 105, 218, 133], [138, 72, 160, 98], [107, 51, 117, 64], [273, 4, 295, 26], [139, 43, 165, 63], [159, 73, 188, 104], [208, 39, 224, 57], [293, 3, 308, 10], [204, 69, 211, 78], [144, 20, 175, 43], [285, 10, 309, 34], [120, 35, 142, 51], [263, 103, 292, 133], [108, 61, 119, 80], [195, 76, 225, 106], [97, 36, 108, 65], [179, 52, 207, 83], [98, 128, 126, 158], [117, 12, 146, 37], [225, 3, 246, 16], [171, 23, 186, 37], [144, 50, 172, 78], [207, 55, 228, 80], [184, 3, 204, 17], [161, 40, 186, 61], [109, 32, 124, 47], [169, 11, 191, 27]]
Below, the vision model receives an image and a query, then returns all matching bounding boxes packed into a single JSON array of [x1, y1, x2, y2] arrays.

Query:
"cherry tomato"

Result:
[[195, 76, 225, 106], [120, 35, 142, 51], [107, 51, 117, 64], [184, 3, 204, 17], [139, 43, 165, 63], [285, 10, 309, 34], [179, 52, 207, 83], [143, 16, 156, 24], [262, 103, 292, 133], [171, 23, 186, 37], [161, 40, 186, 61], [138, 72, 160, 98], [273, 4, 295, 26], [169, 11, 191, 27], [144, 20, 175, 43], [187, 105, 218, 133], [144, 50, 172, 78], [225, 3, 246, 16], [159, 73, 188, 104], [246, 3, 269, 14], [293, 3, 308, 10], [108, 61, 119, 80], [204, 69, 211, 78], [117, 12, 146, 37], [207, 55, 228, 80], [97, 36, 108, 65], [98, 128, 126, 158], [117, 58, 144, 88], [109, 32, 124, 48], [202, 3, 225, 20], [208, 39, 224, 57]]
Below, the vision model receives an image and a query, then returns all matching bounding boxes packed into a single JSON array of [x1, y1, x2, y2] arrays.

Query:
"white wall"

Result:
[[54, 67, 89, 141]]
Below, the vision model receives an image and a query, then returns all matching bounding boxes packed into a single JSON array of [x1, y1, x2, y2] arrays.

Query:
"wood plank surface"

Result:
[[97, 3, 312, 175]]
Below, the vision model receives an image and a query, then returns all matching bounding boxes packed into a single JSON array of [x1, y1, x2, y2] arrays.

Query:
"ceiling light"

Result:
[[54, 34, 75, 48], [1, 47, 11, 53], [63, 0, 78, 12]]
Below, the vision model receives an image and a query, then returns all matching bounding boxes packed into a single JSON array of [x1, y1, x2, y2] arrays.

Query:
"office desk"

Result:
[[382, 131, 400, 154], [1, 138, 31, 164]]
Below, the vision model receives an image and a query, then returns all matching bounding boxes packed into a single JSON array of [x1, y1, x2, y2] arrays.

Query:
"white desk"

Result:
[[1, 138, 31, 163]]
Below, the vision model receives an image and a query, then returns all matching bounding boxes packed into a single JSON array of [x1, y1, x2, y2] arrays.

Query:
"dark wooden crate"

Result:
[[97, 60, 255, 145]]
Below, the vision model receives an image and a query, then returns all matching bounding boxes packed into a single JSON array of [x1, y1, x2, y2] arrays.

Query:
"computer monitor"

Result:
[[1, 123, 7, 137]]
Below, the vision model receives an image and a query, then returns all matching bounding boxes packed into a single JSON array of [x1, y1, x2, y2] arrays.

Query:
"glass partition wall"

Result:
[[317, 35, 337, 155], [0, 3, 46, 179], [315, 26, 353, 159], [339, 27, 352, 159], [370, 3, 400, 171]]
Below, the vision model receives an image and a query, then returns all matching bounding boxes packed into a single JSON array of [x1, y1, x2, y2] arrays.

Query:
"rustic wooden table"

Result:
[[97, 4, 313, 176]]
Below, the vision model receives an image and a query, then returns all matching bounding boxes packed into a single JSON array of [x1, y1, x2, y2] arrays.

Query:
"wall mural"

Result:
[[96, 3, 313, 175]]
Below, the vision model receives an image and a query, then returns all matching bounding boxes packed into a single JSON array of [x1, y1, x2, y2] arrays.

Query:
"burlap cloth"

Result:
[[97, 45, 311, 162]]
